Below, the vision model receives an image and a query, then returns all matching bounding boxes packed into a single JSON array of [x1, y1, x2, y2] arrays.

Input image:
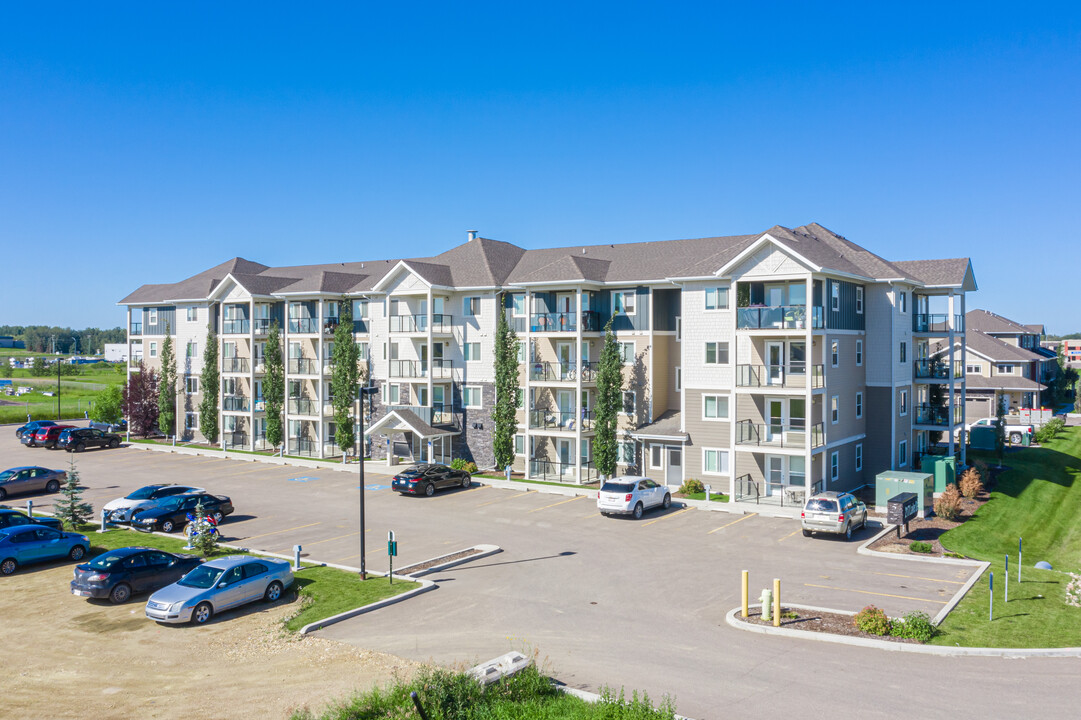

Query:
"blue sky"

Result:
[[2, 2, 1078, 332]]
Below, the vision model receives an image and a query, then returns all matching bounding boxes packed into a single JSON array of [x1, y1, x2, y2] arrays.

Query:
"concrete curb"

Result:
[[124, 441, 392, 475], [725, 604, 1081, 657], [400, 544, 502, 578], [297, 580, 437, 635]]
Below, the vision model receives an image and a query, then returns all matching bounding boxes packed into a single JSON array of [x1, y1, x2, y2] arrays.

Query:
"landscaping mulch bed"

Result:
[[734, 608, 921, 644], [396, 547, 482, 576]]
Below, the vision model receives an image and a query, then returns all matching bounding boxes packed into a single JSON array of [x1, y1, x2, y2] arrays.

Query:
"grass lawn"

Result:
[[80, 525, 417, 633], [933, 426, 1081, 647], [677, 491, 730, 502], [0, 362, 127, 424], [475, 474, 599, 490]]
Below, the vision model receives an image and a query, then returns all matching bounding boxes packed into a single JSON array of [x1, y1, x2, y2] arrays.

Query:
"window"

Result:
[[186, 377, 200, 394], [511, 294, 526, 317], [856, 392, 863, 419], [612, 290, 636, 315], [516, 341, 526, 364], [650, 445, 663, 470], [149, 342, 158, 358], [514, 434, 525, 456], [705, 342, 729, 365], [856, 340, 863, 366], [831, 451, 839, 481], [187, 306, 197, 322], [997, 364, 1015, 374], [705, 287, 729, 310], [831, 395, 839, 424], [899, 342, 907, 364], [675, 367, 681, 392], [831, 282, 840, 312], [187, 341, 198, 358], [899, 390, 908, 416], [966, 363, 981, 374], [855, 287, 864, 314], [831, 340, 839, 367], [618, 441, 636, 465], [899, 291, 907, 313], [148, 308, 158, 325], [703, 395, 729, 420], [855, 444, 863, 471], [464, 343, 481, 362], [356, 342, 368, 360], [622, 391, 636, 415], [675, 317, 681, 342], [352, 299, 369, 319], [185, 412, 199, 430], [387, 383, 400, 404], [464, 297, 481, 317], [618, 341, 635, 364], [898, 440, 908, 467], [702, 449, 730, 475], [463, 386, 482, 408]]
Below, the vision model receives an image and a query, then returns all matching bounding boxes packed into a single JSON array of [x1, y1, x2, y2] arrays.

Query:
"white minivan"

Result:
[[597, 476, 672, 519]]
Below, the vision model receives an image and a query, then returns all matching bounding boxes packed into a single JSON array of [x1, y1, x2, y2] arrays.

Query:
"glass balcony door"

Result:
[[766, 342, 785, 385]]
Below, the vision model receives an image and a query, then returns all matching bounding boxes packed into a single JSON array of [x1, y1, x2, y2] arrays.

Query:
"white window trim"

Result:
[[855, 443, 863, 472], [675, 366, 681, 392], [856, 392, 863, 419], [701, 448, 730, 476], [148, 308, 158, 325], [618, 440, 636, 465], [855, 287, 864, 314], [702, 394, 730, 421], [514, 434, 525, 457], [899, 440, 908, 468], [704, 287, 729, 311], [464, 296, 481, 317], [463, 385, 483, 409], [511, 294, 526, 318], [618, 341, 635, 365], [900, 390, 909, 417], [675, 317, 681, 342], [831, 340, 839, 368], [831, 283, 840, 312], [830, 451, 840, 481], [705, 341, 730, 365], [621, 390, 636, 416], [831, 395, 839, 425], [900, 341, 907, 364], [649, 444, 663, 470], [856, 340, 863, 367], [465, 342, 481, 363], [612, 290, 636, 316], [149, 342, 157, 358], [186, 377, 200, 394]]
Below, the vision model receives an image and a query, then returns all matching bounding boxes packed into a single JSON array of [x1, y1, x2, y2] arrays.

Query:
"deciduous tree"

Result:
[[491, 294, 520, 471], [122, 361, 160, 436], [199, 328, 220, 443], [331, 298, 360, 457], [90, 385, 123, 424], [594, 316, 624, 479], [157, 326, 176, 436], [264, 321, 285, 450]]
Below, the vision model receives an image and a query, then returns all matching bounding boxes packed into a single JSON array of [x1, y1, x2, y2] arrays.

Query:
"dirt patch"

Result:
[[398, 547, 482, 576], [3, 562, 418, 720], [733, 608, 921, 644]]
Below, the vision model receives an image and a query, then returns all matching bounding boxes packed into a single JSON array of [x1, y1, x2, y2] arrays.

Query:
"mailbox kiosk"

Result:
[[887, 492, 919, 538]]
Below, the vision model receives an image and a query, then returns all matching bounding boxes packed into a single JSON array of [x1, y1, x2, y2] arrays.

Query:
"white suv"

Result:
[[597, 477, 672, 519]]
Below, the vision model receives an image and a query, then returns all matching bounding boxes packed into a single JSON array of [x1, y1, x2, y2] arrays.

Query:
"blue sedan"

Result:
[[0, 525, 90, 576]]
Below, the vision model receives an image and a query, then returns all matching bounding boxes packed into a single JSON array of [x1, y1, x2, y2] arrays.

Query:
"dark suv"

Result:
[[57, 427, 121, 452]]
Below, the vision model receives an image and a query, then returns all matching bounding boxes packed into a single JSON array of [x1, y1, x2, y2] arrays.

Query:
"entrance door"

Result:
[[558, 439, 573, 476], [767, 399, 784, 442], [666, 446, 682, 486], [766, 342, 785, 385], [766, 455, 785, 495]]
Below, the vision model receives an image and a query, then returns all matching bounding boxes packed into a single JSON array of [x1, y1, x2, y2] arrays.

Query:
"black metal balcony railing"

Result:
[[432, 313, 452, 333], [528, 409, 594, 431], [129, 322, 142, 336], [506, 315, 527, 333], [737, 305, 824, 330], [529, 460, 598, 483], [253, 318, 272, 335], [322, 319, 339, 335], [431, 403, 454, 426], [222, 319, 249, 335], [528, 361, 598, 382], [389, 315, 426, 333], [223, 432, 248, 451], [352, 319, 369, 334], [529, 311, 600, 333], [736, 364, 824, 389], [288, 317, 319, 334], [389, 359, 426, 378], [432, 359, 454, 379], [288, 397, 316, 416], [914, 404, 963, 427], [913, 314, 964, 333], [222, 357, 249, 373], [287, 438, 317, 457], [288, 357, 318, 374], [736, 420, 825, 449], [913, 359, 964, 380], [223, 396, 250, 412]]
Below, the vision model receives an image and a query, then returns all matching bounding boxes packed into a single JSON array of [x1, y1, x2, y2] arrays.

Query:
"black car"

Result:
[[0, 507, 63, 531], [15, 421, 56, 439], [392, 463, 472, 496], [132, 493, 234, 533], [71, 547, 204, 604], [56, 427, 121, 452], [89, 420, 128, 433]]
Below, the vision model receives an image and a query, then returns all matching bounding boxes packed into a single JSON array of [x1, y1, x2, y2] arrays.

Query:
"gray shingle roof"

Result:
[[629, 411, 688, 440], [892, 258, 972, 287], [964, 374, 1046, 392], [937, 331, 1044, 363]]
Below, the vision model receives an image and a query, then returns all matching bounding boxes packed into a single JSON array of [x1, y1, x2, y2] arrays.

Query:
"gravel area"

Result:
[[397, 547, 482, 576], [733, 608, 921, 644]]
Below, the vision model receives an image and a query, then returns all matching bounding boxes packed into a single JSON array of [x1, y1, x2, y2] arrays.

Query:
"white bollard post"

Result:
[[704, 484, 712, 502], [293, 545, 302, 571], [98, 508, 108, 533], [27, 500, 33, 518]]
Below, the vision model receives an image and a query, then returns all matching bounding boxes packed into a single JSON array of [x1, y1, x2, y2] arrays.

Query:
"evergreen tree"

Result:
[[199, 327, 220, 443], [331, 298, 360, 457], [264, 321, 285, 450], [491, 294, 520, 470], [594, 316, 624, 479], [188, 500, 220, 557], [157, 325, 176, 436], [122, 361, 160, 436], [994, 394, 1008, 466], [90, 385, 123, 424], [54, 454, 93, 529]]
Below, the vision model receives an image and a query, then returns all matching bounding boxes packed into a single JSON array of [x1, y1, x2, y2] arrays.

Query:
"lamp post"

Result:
[[56, 352, 61, 420], [357, 383, 376, 580]]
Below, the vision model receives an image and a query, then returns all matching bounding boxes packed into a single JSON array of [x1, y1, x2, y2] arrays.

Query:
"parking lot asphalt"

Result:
[[3, 434, 1077, 719]]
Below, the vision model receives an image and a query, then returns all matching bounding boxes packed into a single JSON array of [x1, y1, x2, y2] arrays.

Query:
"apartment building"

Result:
[[119, 223, 975, 507]]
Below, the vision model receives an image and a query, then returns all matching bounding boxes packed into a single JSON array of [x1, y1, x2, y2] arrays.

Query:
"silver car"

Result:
[[144, 555, 293, 624], [801, 491, 868, 540], [597, 476, 672, 519]]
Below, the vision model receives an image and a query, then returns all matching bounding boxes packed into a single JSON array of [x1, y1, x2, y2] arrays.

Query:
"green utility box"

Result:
[[969, 426, 998, 451], [875, 471, 935, 518], [920, 454, 957, 493]]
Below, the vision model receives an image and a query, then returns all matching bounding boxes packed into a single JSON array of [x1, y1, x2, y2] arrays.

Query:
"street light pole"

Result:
[[56, 354, 61, 420], [358, 383, 375, 580]]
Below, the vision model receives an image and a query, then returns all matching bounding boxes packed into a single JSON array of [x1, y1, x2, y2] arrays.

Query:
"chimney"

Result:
[[467, 230, 478, 242]]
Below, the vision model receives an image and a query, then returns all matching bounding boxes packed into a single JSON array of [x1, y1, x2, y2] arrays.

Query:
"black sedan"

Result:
[[71, 547, 204, 604], [131, 493, 234, 533], [0, 508, 63, 531], [56, 427, 121, 452], [392, 464, 472, 496]]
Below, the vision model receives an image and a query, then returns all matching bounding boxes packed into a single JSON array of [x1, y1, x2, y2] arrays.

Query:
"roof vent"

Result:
[[467, 230, 478, 242], [581, 248, 586, 255]]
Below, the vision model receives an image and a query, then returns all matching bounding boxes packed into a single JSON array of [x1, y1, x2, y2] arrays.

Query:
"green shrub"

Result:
[[894, 611, 938, 643], [909, 541, 934, 554], [1034, 418, 1065, 444], [853, 605, 891, 636], [679, 478, 705, 494], [450, 458, 478, 473]]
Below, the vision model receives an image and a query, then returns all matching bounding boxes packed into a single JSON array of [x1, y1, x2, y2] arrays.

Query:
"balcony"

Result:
[[253, 318, 272, 335], [223, 396, 250, 412], [736, 420, 825, 449], [222, 319, 249, 335], [914, 404, 963, 427], [129, 322, 142, 336], [129, 355, 144, 369], [389, 314, 431, 333], [737, 305, 824, 330], [432, 359, 454, 380], [431, 404, 454, 426], [528, 409, 594, 431], [913, 314, 964, 334], [529, 311, 600, 333], [529, 361, 597, 383], [322, 319, 340, 336], [287, 437, 317, 457], [222, 357, 249, 373], [288, 357, 318, 374], [914, 359, 963, 380], [288, 317, 319, 334], [288, 396, 317, 416], [223, 432, 248, 451], [736, 364, 824, 389], [390, 359, 427, 378], [734, 474, 824, 506], [529, 459, 598, 483]]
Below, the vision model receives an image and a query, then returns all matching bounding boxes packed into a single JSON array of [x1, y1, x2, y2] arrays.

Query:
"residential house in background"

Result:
[[118, 223, 975, 509]]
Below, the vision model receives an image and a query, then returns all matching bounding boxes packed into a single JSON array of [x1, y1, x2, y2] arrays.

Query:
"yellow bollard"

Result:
[[741, 570, 749, 618], [773, 578, 781, 627]]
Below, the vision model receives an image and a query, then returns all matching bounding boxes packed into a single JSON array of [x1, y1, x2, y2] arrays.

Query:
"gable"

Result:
[[729, 243, 813, 279]]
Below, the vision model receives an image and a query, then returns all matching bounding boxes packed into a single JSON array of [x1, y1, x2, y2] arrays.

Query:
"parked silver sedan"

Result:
[[144, 555, 293, 624], [801, 491, 868, 540]]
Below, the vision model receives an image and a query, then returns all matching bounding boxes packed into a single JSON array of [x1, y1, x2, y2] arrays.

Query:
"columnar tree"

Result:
[[995, 393, 1008, 467], [331, 298, 360, 458], [54, 454, 93, 529], [199, 327, 220, 443], [491, 294, 520, 471], [157, 325, 176, 436], [264, 321, 285, 451], [122, 361, 160, 436], [594, 316, 624, 480]]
